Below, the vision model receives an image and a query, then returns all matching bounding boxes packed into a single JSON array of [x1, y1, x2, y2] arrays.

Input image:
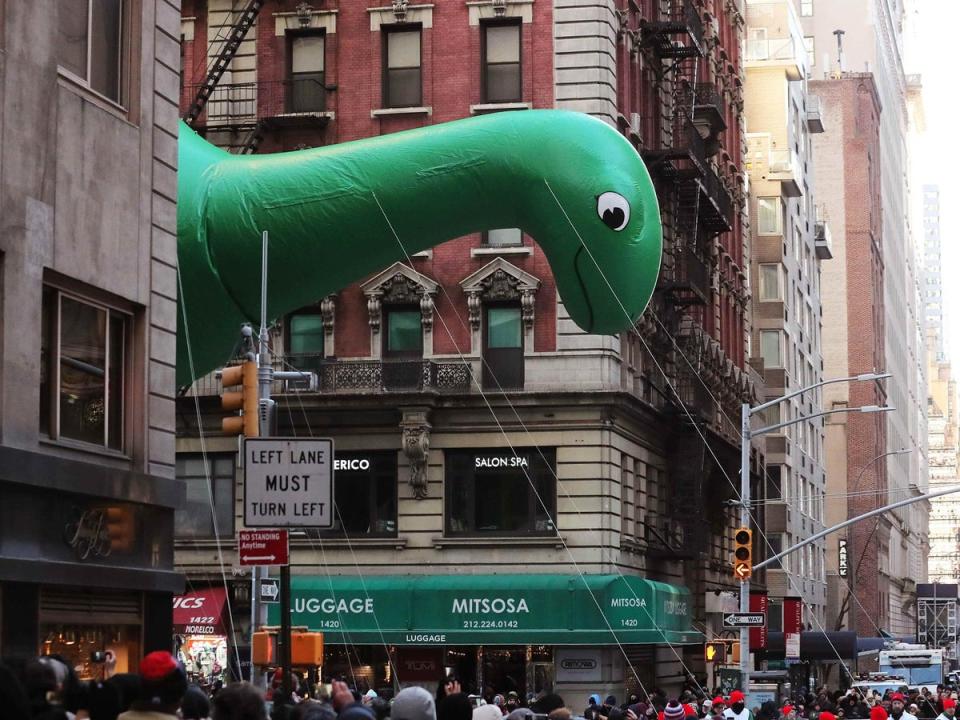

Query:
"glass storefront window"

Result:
[[40, 623, 140, 681], [445, 449, 556, 535]]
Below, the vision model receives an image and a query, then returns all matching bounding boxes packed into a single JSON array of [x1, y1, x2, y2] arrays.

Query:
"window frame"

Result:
[[482, 302, 524, 390], [800, 0, 813, 16], [41, 285, 130, 453], [382, 305, 424, 359], [310, 452, 398, 538], [382, 24, 423, 109], [481, 18, 522, 104], [482, 228, 524, 247], [175, 453, 236, 539], [57, 0, 127, 106], [286, 28, 327, 113], [285, 308, 326, 375], [760, 329, 783, 368], [758, 263, 783, 302], [444, 448, 557, 537], [757, 196, 783, 235]]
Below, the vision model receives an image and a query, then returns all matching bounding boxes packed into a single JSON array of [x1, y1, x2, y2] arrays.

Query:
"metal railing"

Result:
[[285, 356, 473, 394], [180, 79, 328, 126]]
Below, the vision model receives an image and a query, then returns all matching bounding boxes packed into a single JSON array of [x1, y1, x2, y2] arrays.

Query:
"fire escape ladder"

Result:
[[240, 121, 266, 154], [184, 0, 265, 126]]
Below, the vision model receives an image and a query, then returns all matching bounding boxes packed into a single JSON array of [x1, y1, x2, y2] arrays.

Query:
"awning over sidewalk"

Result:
[[762, 631, 857, 660], [267, 574, 702, 645], [173, 587, 228, 636]]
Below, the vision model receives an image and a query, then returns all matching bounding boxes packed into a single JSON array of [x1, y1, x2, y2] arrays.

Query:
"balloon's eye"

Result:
[[597, 192, 630, 231]]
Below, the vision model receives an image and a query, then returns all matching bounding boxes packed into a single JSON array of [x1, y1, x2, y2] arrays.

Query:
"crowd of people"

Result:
[[3, 650, 960, 720]]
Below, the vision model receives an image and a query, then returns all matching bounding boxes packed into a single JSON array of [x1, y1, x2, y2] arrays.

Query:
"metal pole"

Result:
[[740, 403, 751, 695], [753, 484, 953, 571], [249, 565, 258, 682]]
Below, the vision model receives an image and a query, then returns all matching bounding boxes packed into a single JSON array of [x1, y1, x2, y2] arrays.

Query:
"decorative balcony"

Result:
[[744, 0, 807, 81], [815, 206, 833, 260], [640, 0, 705, 60], [284, 357, 473, 394], [768, 148, 803, 197], [181, 80, 333, 131]]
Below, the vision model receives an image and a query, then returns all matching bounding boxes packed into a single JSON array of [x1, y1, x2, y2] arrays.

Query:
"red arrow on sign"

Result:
[[734, 562, 751, 579], [238, 530, 289, 567]]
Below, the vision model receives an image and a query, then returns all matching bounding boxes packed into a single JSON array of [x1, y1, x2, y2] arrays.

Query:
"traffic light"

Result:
[[105, 506, 136, 553], [705, 641, 726, 663], [221, 359, 259, 437], [733, 527, 752, 579]]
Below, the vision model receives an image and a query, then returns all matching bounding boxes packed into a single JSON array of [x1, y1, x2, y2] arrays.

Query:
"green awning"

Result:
[[267, 574, 702, 646]]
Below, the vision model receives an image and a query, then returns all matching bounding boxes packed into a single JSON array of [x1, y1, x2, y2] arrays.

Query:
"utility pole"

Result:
[[739, 404, 752, 694]]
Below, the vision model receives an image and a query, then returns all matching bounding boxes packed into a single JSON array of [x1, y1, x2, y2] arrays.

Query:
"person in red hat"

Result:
[[117, 651, 187, 720], [872, 706, 890, 720], [782, 704, 797, 720], [709, 697, 727, 720], [937, 697, 957, 720], [723, 691, 752, 720], [890, 693, 918, 720]]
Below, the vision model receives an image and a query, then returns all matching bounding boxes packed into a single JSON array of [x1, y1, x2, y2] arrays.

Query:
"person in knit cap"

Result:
[[890, 694, 919, 720], [476, 704, 507, 720], [662, 699, 687, 720], [872, 705, 890, 720], [937, 698, 957, 720], [723, 692, 752, 720], [394, 686, 439, 720], [118, 651, 187, 720], [710, 697, 727, 719], [782, 705, 797, 720]]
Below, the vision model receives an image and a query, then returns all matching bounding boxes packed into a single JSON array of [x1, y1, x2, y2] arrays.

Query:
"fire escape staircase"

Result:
[[183, 0, 265, 127]]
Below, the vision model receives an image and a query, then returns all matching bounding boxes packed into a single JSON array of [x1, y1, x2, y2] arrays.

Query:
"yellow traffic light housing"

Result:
[[105, 506, 136, 553], [733, 527, 752, 579], [705, 641, 726, 663], [221, 360, 259, 437]]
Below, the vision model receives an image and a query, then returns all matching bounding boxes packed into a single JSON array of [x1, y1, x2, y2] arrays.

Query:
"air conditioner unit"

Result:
[[630, 112, 641, 135]]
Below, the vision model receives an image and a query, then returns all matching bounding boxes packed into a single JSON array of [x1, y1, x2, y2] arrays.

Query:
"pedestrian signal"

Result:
[[705, 641, 726, 663]]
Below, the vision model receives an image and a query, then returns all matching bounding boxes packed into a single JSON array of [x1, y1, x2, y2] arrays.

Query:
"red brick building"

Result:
[[176, 0, 761, 694], [812, 74, 888, 637]]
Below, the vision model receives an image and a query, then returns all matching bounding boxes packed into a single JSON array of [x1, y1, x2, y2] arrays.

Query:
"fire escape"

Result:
[[182, 0, 330, 154]]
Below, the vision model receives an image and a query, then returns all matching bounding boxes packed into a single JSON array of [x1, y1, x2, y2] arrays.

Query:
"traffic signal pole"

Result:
[[739, 403, 752, 695]]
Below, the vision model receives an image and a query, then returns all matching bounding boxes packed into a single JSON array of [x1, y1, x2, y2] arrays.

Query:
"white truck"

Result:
[[877, 645, 945, 693]]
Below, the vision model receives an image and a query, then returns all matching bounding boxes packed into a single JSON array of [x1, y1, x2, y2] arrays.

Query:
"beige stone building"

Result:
[[0, 0, 183, 672]]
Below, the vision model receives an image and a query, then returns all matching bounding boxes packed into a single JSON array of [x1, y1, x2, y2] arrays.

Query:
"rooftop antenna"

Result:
[[833, 29, 846, 74]]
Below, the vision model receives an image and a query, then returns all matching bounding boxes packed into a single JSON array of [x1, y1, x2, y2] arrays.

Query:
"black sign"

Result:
[[838, 538, 849, 577], [723, 612, 766, 627], [259, 579, 280, 604]]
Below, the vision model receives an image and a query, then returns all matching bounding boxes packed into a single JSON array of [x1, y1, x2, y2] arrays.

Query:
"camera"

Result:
[[90, 651, 107, 663]]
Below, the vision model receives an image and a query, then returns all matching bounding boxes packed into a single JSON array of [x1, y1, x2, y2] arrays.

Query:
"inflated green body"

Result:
[[177, 110, 662, 386]]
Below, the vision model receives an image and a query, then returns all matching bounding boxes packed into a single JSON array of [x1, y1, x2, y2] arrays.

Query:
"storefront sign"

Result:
[[749, 591, 768, 650], [555, 648, 602, 682], [838, 538, 849, 577], [243, 438, 333, 528], [174, 588, 227, 636], [396, 648, 443, 680], [783, 596, 802, 661], [270, 574, 701, 645]]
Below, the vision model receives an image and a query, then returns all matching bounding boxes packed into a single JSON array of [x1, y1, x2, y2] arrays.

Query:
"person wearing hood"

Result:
[[890, 694, 918, 720], [723, 691, 753, 720], [586, 695, 603, 720]]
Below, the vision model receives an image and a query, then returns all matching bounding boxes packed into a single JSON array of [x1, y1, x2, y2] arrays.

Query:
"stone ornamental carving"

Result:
[[492, 0, 507, 16], [400, 408, 431, 499], [361, 263, 439, 337], [392, 0, 408, 22], [320, 294, 336, 337], [459, 257, 541, 332]]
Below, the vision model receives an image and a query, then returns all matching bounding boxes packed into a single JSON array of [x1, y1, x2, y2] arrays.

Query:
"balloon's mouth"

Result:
[[572, 245, 595, 333]]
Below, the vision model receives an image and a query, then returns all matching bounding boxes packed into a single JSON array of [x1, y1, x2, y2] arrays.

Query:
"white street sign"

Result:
[[244, 438, 334, 528]]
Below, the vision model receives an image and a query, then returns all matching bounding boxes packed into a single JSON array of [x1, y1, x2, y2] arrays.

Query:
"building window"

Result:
[[800, 0, 813, 16], [483, 305, 523, 390], [760, 330, 783, 368], [313, 452, 397, 537], [757, 197, 782, 235], [288, 32, 325, 112], [484, 228, 523, 247], [58, 0, 125, 103], [445, 448, 556, 535], [176, 454, 235, 538], [40, 287, 128, 451], [383, 27, 422, 108], [766, 465, 783, 500], [285, 311, 326, 376], [758, 264, 783, 301], [482, 21, 521, 103], [384, 307, 423, 358], [804, 36, 815, 67]]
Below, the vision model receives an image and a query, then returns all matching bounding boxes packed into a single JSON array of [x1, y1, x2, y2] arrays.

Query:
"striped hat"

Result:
[[664, 701, 686, 720]]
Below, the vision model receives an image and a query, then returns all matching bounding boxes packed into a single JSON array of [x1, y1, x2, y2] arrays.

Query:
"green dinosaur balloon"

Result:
[[177, 110, 662, 386]]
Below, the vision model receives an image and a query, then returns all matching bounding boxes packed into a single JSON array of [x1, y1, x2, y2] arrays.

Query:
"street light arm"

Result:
[[751, 406, 890, 438], [752, 483, 960, 571], [750, 373, 890, 416]]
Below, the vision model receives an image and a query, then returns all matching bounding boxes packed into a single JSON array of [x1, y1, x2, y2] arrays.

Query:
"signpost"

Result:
[[259, 579, 280, 604], [723, 613, 766, 628], [244, 438, 334, 528], [239, 530, 290, 567]]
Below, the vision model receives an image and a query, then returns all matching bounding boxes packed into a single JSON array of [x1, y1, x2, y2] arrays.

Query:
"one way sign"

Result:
[[723, 612, 765, 628], [259, 579, 280, 604]]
